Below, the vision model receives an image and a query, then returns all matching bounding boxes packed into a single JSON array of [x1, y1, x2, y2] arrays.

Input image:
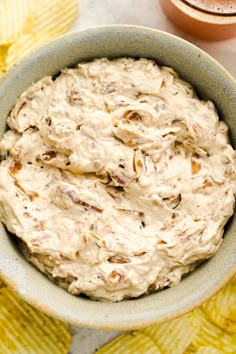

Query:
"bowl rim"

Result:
[[1, 24, 236, 84], [0, 24, 235, 330]]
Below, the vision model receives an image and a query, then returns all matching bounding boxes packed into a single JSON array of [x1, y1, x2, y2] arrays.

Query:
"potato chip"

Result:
[[0, 47, 5, 61], [3, 0, 77, 69], [202, 276, 236, 334], [5, 32, 52, 70], [194, 346, 225, 354], [183, 342, 198, 353], [183, 343, 226, 353], [230, 274, 236, 286], [141, 312, 201, 354], [0, 46, 7, 73], [32, 0, 77, 38], [0, 0, 33, 45], [96, 331, 161, 354], [0, 277, 6, 288], [192, 308, 236, 353], [0, 64, 5, 76], [0, 284, 71, 353]]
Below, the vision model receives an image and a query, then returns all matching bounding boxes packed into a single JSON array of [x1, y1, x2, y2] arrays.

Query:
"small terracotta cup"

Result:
[[160, 0, 236, 40]]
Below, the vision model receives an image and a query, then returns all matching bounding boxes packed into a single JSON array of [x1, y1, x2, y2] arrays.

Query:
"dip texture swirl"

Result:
[[0, 58, 235, 301]]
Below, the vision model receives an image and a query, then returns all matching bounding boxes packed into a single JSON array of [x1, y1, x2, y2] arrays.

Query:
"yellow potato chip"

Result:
[[0, 63, 5, 76], [0, 284, 71, 353], [0, 277, 6, 288], [0, 46, 7, 72], [0, 0, 33, 45], [183, 342, 198, 353], [96, 331, 161, 354], [32, 0, 77, 38], [0, 47, 5, 60], [3, 0, 77, 69], [192, 308, 236, 353], [5, 32, 52, 69], [202, 276, 236, 334], [194, 346, 225, 354], [141, 312, 201, 354], [230, 274, 236, 286]]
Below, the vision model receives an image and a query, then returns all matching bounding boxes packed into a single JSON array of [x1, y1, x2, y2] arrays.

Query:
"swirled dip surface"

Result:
[[0, 58, 235, 301]]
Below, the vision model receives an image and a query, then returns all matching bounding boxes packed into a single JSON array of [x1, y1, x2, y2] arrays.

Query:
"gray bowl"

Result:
[[0, 25, 235, 330]]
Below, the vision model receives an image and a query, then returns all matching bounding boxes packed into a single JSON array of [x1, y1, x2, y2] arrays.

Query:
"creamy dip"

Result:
[[0, 58, 235, 302]]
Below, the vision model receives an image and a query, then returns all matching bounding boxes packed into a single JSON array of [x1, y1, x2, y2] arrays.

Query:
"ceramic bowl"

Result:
[[0, 25, 235, 330]]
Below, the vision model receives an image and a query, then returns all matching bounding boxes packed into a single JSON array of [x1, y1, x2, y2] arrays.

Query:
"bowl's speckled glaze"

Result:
[[0, 25, 235, 330]]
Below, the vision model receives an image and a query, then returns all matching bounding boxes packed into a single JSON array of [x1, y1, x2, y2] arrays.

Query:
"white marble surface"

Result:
[[67, 1, 236, 353]]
